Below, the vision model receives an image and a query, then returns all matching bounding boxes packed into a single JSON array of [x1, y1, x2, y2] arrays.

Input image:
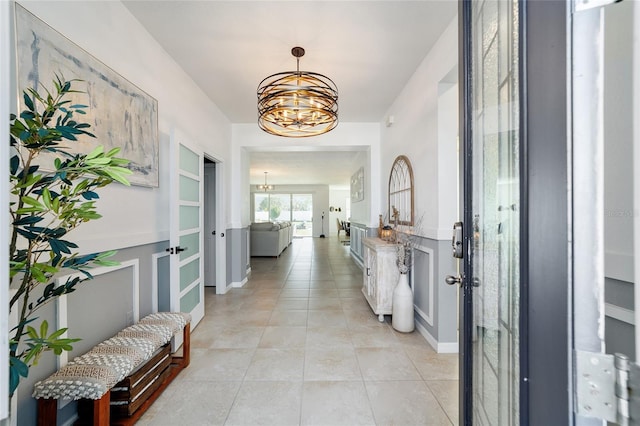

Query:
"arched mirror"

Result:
[[388, 155, 414, 226]]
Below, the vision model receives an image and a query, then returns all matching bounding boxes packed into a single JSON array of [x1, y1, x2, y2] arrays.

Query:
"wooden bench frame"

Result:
[[37, 323, 190, 426]]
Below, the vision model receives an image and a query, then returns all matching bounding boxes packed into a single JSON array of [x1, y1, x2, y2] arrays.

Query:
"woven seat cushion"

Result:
[[99, 337, 157, 360], [70, 353, 134, 383], [83, 344, 148, 367], [33, 364, 119, 400], [139, 312, 191, 331], [116, 323, 173, 346], [114, 331, 164, 349], [33, 312, 189, 401]]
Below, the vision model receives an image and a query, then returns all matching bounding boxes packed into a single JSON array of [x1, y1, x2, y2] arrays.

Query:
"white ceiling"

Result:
[[249, 150, 365, 188], [123, 0, 457, 186]]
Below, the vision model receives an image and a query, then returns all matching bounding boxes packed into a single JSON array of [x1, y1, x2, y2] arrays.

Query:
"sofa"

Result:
[[250, 221, 293, 257]]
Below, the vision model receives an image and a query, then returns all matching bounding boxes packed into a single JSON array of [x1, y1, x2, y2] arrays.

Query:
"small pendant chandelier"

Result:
[[256, 171, 274, 191], [257, 47, 338, 138]]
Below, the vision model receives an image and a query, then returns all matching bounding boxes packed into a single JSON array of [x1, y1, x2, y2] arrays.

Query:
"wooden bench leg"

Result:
[[93, 390, 111, 426], [37, 398, 57, 426], [182, 322, 191, 367], [40, 393, 109, 426], [170, 322, 190, 368]]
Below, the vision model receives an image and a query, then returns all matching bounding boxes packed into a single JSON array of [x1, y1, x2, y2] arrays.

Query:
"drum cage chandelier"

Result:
[[257, 47, 338, 138]]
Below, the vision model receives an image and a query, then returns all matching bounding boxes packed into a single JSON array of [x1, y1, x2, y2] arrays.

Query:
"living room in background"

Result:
[[253, 193, 313, 237]]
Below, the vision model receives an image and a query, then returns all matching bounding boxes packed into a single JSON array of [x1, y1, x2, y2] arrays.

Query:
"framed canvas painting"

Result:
[[351, 167, 364, 202], [15, 5, 159, 187]]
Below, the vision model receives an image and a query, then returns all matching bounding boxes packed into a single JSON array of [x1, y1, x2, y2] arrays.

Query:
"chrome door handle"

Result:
[[445, 275, 462, 286]]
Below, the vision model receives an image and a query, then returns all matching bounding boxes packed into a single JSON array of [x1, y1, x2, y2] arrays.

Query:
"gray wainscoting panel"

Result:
[[157, 254, 171, 312], [14, 240, 168, 426], [411, 237, 458, 350], [349, 224, 378, 268], [114, 241, 168, 317], [227, 227, 249, 287], [67, 267, 135, 358]]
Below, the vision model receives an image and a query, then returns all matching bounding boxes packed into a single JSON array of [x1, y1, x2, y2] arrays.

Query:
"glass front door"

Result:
[[462, 0, 522, 424]]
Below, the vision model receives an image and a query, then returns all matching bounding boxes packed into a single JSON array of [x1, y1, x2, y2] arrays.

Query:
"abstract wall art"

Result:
[[15, 4, 159, 187]]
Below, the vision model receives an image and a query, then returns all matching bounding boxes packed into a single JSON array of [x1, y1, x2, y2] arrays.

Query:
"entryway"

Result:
[[139, 237, 458, 424]]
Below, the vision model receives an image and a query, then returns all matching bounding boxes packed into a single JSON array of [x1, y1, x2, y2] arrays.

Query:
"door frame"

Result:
[[458, 0, 571, 424], [203, 152, 227, 295]]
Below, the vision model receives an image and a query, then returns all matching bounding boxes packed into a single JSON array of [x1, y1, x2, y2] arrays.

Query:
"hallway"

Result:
[[139, 238, 458, 425]]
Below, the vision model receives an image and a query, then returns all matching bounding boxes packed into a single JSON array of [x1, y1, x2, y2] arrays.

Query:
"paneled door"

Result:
[[169, 129, 205, 333], [460, 0, 522, 424]]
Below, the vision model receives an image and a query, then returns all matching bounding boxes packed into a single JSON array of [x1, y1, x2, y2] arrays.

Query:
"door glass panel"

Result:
[[179, 232, 199, 261], [254, 193, 269, 222], [179, 144, 199, 175], [180, 175, 199, 202], [269, 194, 291, 222], [470, 0, 520, 424], [180, 284, 200, 312], [180, 258, 199, 291], [179, 205, 199, 230], [292, 194, 312, 237]]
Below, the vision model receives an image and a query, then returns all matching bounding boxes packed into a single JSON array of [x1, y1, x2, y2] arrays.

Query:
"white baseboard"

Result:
[[415, 319, 459, 354], [351, 254, 364, 269], [232, 277, 248, 288]]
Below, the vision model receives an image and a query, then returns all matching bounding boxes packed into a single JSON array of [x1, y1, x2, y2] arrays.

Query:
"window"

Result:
[[253, 193, 313, 237], [388, 155, 414, 225]]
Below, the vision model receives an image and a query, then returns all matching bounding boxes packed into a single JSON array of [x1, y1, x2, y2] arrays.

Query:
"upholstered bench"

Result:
[[34, 312, 191, 426]]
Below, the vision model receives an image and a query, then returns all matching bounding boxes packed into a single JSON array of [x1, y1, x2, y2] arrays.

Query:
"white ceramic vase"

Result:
[[392, 272, 415, 332]]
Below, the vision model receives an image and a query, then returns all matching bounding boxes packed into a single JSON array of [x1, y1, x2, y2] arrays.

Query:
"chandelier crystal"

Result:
[[257, 47, 338, 138], [256, 171, 274, 191]]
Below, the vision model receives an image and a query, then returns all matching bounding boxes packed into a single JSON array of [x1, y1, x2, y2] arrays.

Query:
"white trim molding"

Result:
[[232, 277, 249, 289], [411, 243, 435, 326], [55, 259, 140, 368], [415, 319, 459, 353], [151, 250, 170, 313], [605, 303, 635, 325]]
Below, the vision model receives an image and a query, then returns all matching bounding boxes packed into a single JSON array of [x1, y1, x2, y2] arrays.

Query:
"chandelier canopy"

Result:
[[256, 171, 274, 192], [257, 47, 338, 138]]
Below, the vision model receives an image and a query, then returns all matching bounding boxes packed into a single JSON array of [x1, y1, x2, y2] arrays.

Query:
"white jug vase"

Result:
[[392, 272, 415, 332]]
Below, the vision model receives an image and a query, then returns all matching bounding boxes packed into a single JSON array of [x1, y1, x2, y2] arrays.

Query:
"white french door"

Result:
[[169, 129, 205, 331]]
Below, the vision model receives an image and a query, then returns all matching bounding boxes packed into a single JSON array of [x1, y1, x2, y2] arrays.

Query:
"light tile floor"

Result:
[[138, 237, 459, 425]]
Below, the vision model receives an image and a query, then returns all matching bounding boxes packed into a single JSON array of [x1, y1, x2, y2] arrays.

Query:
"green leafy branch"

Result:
[[8, 75, 132, 396]]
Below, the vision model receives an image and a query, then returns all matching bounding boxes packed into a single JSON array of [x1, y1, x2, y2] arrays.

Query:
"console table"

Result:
[[362, 237, 400, 321]]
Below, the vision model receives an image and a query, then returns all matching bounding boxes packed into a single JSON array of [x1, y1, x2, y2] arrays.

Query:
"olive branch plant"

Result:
[[390, 207, 425, 275], [9, 75, 132, 396]]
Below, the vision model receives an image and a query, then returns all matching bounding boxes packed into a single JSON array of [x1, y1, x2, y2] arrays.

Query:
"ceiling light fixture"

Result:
[[256, 171, 274, 192], [257, 47, 338, 138]]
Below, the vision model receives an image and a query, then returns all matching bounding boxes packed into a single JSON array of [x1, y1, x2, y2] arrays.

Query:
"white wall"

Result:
[[329, 189, 350, 235], [348, 150, 372, 226], [380, 17, 458, 240], [17, 1, 232, 254], [232, 123, 381, 229], [378, 16, 459, 352]]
